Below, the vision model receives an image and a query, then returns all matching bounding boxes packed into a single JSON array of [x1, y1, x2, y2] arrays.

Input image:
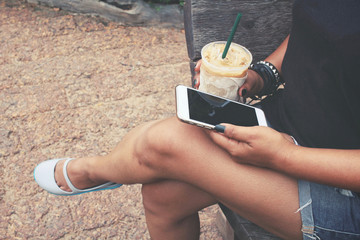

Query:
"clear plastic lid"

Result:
[[201, 41, 252, 77]]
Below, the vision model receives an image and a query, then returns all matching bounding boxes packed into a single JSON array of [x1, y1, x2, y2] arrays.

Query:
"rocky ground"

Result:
[[0, 0, 223, 239]]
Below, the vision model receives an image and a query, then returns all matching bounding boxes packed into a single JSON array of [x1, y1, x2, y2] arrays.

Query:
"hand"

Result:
[[193, 60, 201, 89], [209, 124, 296, 169], [239, 70, 264, 98], [192, 60, 264, 98]]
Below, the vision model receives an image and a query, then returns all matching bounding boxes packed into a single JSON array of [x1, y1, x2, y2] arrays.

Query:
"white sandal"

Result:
[[34, 158, 122, 196]]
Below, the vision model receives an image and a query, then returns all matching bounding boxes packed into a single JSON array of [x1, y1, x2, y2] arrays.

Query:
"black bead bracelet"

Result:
[[249, 61, 284, 97]]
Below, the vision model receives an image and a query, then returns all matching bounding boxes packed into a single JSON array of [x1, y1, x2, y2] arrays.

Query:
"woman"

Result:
[[34, 0, 360, 239]]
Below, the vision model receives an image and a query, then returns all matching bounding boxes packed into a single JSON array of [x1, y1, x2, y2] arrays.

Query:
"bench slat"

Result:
[[184, 0, 293, 62]]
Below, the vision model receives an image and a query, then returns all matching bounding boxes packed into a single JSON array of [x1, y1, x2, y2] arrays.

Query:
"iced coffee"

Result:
[[199, 41, 252, 101]]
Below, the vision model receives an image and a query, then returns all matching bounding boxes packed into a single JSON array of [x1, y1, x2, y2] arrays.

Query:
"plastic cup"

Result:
[[199, 41, 252, 101]]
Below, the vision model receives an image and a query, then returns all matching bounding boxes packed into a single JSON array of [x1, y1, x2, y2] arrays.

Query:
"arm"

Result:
[[264, 35, 289, 75], [209, 124, 360, 192], [278, 144, 360, 192]]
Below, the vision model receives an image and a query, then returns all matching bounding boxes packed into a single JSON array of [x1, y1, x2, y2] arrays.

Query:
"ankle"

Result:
[[85, 156, 107, 184], [67, 158, 91, 181]]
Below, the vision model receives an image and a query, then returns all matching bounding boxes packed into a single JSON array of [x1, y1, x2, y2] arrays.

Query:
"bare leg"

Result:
[[142, 181, 217, 240], [55, 121, 164, 191], [54, 117, 302, 239]]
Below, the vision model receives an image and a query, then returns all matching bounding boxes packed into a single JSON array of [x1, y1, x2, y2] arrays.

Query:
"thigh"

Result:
[[142, 118, 303, 239], [106, 117, 302, 239]]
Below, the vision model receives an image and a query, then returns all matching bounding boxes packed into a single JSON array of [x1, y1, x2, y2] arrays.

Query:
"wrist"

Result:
[[247, 70, 264, 96], [273, 140, 300, 173], [249, 61, 284, 97]]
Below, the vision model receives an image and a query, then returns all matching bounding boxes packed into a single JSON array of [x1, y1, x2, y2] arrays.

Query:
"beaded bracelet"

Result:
[[249, 61, 284, 97]]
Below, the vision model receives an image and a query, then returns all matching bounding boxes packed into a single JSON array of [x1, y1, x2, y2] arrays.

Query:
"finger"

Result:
[[239, 81, 257, 97], [194, 59, 202, 72], [221, 124, 256, 143], [193, 72, 200, 88], [208, 130, 241, 153], [238, 70, 263, 97], [239, 87, 247, 98]]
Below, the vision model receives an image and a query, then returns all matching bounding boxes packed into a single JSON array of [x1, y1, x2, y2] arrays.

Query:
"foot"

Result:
[[54, 157, 106, 192]]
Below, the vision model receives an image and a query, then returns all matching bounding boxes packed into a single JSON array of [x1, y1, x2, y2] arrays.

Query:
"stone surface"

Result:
[[0, 0, 223, 239], [26, 0, 184, 28]]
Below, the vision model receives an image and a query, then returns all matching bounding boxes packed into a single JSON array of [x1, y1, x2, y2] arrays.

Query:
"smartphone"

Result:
[[175, 85, 267, 130]]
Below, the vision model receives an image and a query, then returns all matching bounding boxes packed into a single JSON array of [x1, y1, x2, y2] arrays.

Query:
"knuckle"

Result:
[[228, 148, 238, 157], [227, 141, 242, 157], [227, 126, 236, 139]]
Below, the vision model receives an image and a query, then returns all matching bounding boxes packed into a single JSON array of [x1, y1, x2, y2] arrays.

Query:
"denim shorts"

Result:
[[262, 108, 360, 239], [298, 180, 360, 239]]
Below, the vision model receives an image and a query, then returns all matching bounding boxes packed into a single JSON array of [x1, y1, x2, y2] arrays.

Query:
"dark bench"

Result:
[[183, 0, 294, 239]]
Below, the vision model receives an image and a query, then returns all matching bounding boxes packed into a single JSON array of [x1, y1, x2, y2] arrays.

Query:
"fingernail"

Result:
[[214, 124, 225, 133], [241, 89, 247, 97]]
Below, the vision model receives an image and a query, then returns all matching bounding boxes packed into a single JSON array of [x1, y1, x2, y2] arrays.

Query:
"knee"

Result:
[[141, 183, 163, 213], [134, 119, 186, 169], [141, 183, 178, 221]]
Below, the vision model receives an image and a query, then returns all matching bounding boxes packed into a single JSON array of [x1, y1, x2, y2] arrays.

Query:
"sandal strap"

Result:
[[62, 158, 79, 193], [62, 158, 118, 193]]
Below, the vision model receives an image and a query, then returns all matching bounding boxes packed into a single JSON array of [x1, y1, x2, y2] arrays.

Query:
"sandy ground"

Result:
[[0, 0, 224, 239]]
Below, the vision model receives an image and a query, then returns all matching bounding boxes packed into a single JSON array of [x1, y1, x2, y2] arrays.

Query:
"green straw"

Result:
[[222, 13, 242, 59]]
